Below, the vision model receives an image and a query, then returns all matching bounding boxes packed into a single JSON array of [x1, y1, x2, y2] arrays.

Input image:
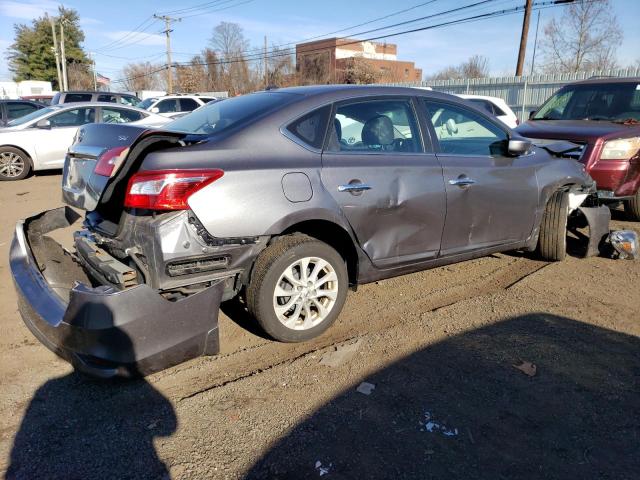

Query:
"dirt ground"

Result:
[[0, 174, 639, 480]]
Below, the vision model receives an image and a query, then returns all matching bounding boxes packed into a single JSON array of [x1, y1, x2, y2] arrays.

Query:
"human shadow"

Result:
[[245, 313, 640, 479], [6, 325, 177, 480]]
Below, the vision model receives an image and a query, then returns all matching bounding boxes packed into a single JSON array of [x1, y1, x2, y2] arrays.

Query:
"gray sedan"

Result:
[[10, 85, 609, 376]]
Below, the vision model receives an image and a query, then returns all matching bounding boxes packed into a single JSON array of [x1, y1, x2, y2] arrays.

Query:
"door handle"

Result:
[[448, 177, 476, 187], [338, 183, 372, 193]]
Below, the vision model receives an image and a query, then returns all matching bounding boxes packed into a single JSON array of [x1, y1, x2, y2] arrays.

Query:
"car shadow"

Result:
[[5, 325, 176, 480], [220, 296, 273, 340], [244, 313, 640, 479]]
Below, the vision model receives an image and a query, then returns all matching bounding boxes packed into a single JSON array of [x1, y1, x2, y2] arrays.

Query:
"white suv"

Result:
[[457, 94, 519, 129], [137, 95, 217, 119]]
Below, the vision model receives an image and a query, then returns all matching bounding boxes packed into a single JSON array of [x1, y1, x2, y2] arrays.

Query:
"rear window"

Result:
[[166, 92, 297, 135], [286, 106, 331, 149], [64, 93, 93, 103]]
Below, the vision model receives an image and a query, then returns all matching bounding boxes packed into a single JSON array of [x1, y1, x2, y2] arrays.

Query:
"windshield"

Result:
[[165, 92, 296, 134], [136, 98, 156, 109], [533, 82, 640, 121], [7, 106, 56, 127]]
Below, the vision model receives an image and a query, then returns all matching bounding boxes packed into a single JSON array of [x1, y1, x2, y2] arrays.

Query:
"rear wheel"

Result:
[[624, 191, 640, 221], [246, 234, 348, 342], [538, 190, 569, 261], [0, 147, 31, 181]]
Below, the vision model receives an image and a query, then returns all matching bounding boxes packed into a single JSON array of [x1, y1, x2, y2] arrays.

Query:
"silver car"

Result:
[[10, 86, 610, 376], [0, 102, 170, 180]]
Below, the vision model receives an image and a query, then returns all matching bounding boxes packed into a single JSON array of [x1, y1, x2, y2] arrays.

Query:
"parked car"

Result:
[[10, 85, 609, 377], [136, 94, 218, 118], [20, 95, 54, 105], [458, 94, 519, 128], [51, 91, 141, 106], [0, 102, 170, 180], [517, 77, 640, 220], [0, 99, 46, 127]]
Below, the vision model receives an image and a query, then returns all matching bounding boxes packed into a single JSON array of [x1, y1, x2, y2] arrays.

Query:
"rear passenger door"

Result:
[[421, 99, 538, 256], [321, 97, 446, 268]]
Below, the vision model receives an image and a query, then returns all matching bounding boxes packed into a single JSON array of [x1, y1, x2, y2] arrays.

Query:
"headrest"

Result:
[[362, 115, 394, 146]]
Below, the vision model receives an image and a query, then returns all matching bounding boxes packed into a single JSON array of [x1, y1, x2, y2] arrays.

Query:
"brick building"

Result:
[[296, 37, 422, 84]]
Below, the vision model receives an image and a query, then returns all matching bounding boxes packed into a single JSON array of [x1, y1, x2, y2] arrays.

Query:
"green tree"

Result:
[[7, 6, 89, 89]]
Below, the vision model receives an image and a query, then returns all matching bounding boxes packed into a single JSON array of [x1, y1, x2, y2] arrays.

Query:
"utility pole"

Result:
[[515, 0, 533, 77], [59, 18, 68, 91], [91, 52, 98, 90], [154, 14, 180, 94], [46, 13, 63, 91], [530, 10, 541, 76], [264, 35, 268, 89]]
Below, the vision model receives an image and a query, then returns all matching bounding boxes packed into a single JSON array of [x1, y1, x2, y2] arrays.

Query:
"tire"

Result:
[[246, 234, 348, 342], [538, 190, 569, 261], [624, 191, 640, 221], [0, 147, 31, 181]]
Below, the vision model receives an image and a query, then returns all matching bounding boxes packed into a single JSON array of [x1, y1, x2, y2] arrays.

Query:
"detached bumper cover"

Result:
[[9, 207, 223, 378]]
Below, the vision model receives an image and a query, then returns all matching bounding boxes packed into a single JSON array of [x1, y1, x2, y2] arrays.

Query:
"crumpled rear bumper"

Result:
[[9, 207, 223, 378]]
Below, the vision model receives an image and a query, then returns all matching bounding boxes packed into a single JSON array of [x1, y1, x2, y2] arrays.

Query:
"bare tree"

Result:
[[209, 22, 252, 94], [540, 0, 623, 73], [342, 58, 380, 84], [67, 62, 93, 89], [121, 62, 164, 91], [267, 45, 295, 87], [459, 55, 489, 78], [429, 55, 489, 80], [297, 51, 331, 85]]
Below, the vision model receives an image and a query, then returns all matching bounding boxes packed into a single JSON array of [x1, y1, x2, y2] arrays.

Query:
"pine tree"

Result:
[[7, 6, 89, 89]]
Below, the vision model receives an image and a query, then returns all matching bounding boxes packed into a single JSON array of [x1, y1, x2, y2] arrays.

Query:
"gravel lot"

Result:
[[1, 174, 639, 479]]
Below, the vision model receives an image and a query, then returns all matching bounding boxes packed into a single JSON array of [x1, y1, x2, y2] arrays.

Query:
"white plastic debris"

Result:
[[419, 411, 458, 437], [315, 460, 331, 476], [356, 382, 375, 395]]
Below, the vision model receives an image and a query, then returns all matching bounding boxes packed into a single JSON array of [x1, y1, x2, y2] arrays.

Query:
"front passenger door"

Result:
[[422, 99, 538, 256]]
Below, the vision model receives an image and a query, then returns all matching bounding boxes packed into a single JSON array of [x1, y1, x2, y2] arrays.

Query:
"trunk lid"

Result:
[[62, 124, 149, 211]]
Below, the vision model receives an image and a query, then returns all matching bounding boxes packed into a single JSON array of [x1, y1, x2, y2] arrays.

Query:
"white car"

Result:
[[0, 102, 170, 180], [136, 95, 217, 119], [457, 94, 519, 129]]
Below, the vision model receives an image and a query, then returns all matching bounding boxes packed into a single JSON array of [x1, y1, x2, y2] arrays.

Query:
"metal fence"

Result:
[[388, 67, 640, 122]]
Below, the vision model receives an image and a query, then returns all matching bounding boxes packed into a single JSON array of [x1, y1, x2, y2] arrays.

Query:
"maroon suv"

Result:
[[517, 77, 640, 220]]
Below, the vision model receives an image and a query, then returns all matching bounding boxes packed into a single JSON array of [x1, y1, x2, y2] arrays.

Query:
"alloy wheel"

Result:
[[0, 152, 25, 178], [272, 256, 339, 330]]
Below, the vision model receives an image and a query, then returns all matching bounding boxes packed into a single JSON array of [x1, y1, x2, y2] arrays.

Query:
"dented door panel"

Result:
[[438, 154, 539, 255], [321, 152, 446, 267]]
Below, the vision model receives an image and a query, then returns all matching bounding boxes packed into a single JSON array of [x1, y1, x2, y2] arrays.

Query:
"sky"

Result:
[[0, 0, 638, 88]]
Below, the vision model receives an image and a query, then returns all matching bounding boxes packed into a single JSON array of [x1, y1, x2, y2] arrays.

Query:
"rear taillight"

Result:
[[124, 169, 224, 210], [95, 146, 129, 177]]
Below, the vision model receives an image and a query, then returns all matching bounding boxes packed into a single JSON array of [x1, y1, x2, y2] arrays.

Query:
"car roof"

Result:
[[269, 84, 462, 102], [60, 91, 137, 95], [567, 77, 640, 86], [45, 102, 148, 111], [457, 94, 506, 103]]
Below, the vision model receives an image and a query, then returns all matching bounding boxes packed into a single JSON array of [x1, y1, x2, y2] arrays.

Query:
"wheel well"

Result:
[[0, 145, 33, 166], [281, 220, 359, 285]]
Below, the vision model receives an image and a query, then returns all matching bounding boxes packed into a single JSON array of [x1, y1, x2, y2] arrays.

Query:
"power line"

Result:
[[109, 0, 594, 85], [93, 16, 158, 52]]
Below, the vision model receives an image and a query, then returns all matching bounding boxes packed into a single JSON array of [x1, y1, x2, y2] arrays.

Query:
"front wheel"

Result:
[[246, 234, 348, 342], [538, 190, 569, 261], [0, 147, 31, 181], [624, 191, 640, 221]]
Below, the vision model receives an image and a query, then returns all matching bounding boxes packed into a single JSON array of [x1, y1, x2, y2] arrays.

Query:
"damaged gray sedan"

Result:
[[10, 86, 611, 377]]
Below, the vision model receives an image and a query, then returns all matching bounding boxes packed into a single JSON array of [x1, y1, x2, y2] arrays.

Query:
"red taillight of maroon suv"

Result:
[[124, 169, 224, 210]]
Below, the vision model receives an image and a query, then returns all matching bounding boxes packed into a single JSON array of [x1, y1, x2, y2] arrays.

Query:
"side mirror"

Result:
[[35, 118, 51, 129], [528, 110, 536, 120], [508, 137, 532, 156], [150, 107, 160, 114]]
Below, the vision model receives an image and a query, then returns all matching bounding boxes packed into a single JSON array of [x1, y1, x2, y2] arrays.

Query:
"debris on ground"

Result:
[[513, 360, 537, 377], [315, 460, 331, 476], [356, 381, 375, 395], [419, 411, 458, 437], [319, 339, 363, 367]]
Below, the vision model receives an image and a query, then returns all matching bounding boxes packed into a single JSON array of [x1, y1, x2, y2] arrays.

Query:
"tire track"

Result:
[[153, 256, 548, 401]]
